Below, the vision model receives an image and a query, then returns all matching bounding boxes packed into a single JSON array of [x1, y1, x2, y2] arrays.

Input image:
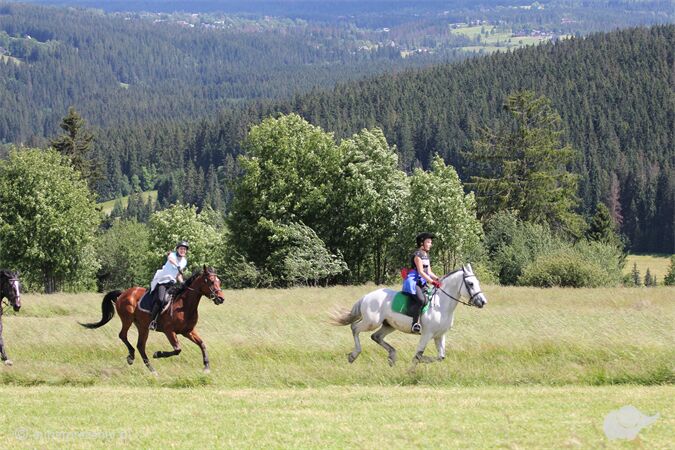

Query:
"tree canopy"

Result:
[[0, 148, 100, 292]]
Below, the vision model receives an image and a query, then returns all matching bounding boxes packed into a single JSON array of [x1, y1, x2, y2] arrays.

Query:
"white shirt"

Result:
[[151, 251, 187, 291]]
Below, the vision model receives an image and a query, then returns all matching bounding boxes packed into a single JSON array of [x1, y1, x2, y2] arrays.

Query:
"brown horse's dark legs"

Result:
[[153, 331, 181, 358], [136, 328, 156, 373], [184, 330, 210, 372], [119, 320, 135, 365]]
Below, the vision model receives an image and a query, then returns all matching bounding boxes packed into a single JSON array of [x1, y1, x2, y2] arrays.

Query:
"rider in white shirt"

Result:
[[149, 241, 189, 330]]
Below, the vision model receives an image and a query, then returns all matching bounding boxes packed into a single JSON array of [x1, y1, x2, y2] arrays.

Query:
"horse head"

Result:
[[458, 263, 487, 308], [0, 269, 21, 312], [194, 265, 225, 305]]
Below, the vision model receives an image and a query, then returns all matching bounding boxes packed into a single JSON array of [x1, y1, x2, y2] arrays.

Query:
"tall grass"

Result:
[[1, 285, 673, 388]]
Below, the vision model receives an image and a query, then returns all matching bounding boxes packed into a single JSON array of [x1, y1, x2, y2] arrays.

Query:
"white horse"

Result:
[[332, 264, 487, 366]]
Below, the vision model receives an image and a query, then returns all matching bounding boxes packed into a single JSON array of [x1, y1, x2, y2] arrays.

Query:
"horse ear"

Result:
[[465, 263, 473, 274], [203, 264, 207, 273]]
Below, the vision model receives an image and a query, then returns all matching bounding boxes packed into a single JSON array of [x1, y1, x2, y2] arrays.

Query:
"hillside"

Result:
[[171, 25, 669, 253], [0, 2, 447, 143]]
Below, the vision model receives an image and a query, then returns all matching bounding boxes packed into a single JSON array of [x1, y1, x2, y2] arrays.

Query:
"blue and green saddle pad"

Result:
[[391, 291, 431, 317]]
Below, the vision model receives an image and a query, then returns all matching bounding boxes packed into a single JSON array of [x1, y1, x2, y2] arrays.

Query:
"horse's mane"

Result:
[[0, 269, 15, 280]]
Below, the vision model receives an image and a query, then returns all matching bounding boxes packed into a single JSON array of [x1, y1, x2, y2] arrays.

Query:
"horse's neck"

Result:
[[439, 272, 462, 314], [174, 287, 202, 314]]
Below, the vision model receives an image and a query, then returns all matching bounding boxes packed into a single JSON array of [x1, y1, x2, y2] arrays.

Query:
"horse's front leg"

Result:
[[434, 334, 446, 361], [153, 330, 182, 359], [0, 318, 12, 366], [411, 332, 435, 366], [183, 330, 210, 373]]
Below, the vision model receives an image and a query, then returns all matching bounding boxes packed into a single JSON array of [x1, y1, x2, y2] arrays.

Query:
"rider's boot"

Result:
[[148, 301, 162, 331], [411, 311, 421, 334]]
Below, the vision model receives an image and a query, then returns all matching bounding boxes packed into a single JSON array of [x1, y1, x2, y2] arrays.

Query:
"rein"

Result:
[[435, 269, 483, 308], [184, 272, 223, 301]]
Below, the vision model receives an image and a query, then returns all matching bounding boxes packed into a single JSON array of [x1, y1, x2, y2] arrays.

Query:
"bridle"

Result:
[[0, 276, 20, 313], [186, 271, 224, 303], [434, 268, 483, 308]]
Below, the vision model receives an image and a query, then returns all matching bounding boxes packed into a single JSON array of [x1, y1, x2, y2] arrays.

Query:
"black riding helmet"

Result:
[[176, 240, 190, 251], [416, 232, 434, 247]]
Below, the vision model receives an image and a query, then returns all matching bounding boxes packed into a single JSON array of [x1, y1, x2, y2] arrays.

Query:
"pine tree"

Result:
[[644, 268, 652, 287], [664, 256, 675, 286], [631, 262, 641, 286], [50, 107, 100, 189], [469, 91, 586, 237], [587, 203, 616, 243]]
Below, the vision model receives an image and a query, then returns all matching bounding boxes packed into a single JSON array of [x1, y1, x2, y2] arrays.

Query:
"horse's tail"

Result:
[[79, 290, 121, 329], [330, 298, 363, 326]]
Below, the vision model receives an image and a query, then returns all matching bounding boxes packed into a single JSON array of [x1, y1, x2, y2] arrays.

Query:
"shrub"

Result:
[[95, 219, 151, 291], [262, 220, 348, 286], [518, 242, 623, 288], [483, 211, 564, 285], [219, 249, 271, 289]]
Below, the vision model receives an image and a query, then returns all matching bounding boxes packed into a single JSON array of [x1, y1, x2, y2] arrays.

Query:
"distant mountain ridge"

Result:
[[157, 25, 671, 252]]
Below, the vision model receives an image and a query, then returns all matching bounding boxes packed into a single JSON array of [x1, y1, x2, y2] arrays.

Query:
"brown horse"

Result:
[[81, 266, 225, 374]]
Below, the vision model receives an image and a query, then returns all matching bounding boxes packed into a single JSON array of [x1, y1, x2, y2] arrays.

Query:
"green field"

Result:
[[625, 254, 672, 283], [450, 25, 560, 54], [97, 190, 157, 215], [0, 285, 673, 447]]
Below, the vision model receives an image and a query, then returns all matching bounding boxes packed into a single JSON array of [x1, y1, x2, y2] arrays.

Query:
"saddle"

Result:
[[138, 285, 180, 314], [391, 291, 431, 317]]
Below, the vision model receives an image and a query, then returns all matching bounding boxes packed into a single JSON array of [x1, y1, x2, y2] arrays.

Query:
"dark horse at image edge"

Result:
[[80, 266, 225, 374], [0, 269, 22, 366]]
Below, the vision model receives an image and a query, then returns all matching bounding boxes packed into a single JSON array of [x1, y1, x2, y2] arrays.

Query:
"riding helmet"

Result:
[[416, 232, 434, 247], [176, 240, 190, 250]]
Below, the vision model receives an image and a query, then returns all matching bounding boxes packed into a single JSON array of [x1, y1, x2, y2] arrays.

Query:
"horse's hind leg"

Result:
[[183, 330, 210, 373], [136, 327, 156, 374], [371, 323, 397, 366], [119, 318, 135, 365], [348, 320, 377, 363]]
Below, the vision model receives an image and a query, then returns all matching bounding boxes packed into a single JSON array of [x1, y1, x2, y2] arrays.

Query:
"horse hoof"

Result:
[[347, 353, 357, 363], [203, 368, 211, 374], [3, 359, 12, 366], [388, 356, 396, 367], [126, 356, 134, 365], [151, 370, 158, 377], [152, 351, 160, 359]]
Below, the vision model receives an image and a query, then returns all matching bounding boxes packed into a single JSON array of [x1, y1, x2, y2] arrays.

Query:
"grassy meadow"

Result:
[[625, 254, 672, 284], [98, 190, 158, 215], [0, 285, 673, 448]]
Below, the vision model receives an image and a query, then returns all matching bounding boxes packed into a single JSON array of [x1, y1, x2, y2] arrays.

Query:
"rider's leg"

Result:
[[411, 285, 426, 333], [149, 284, 167, 330]]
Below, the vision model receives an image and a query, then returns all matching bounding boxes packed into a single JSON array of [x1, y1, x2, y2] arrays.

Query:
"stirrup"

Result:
[[411, 322, 421, 334], [149, 320, 158, 331]]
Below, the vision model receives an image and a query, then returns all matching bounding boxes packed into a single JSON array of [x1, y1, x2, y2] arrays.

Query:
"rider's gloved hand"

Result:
[[431, 280, 441, 288]]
